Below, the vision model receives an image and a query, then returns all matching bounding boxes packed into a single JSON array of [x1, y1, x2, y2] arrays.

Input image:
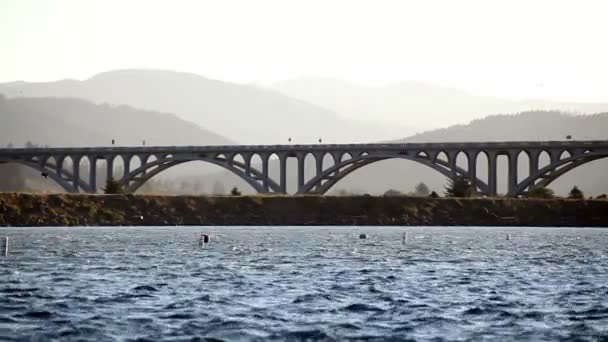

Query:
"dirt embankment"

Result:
[[0, 193, 606, 227]]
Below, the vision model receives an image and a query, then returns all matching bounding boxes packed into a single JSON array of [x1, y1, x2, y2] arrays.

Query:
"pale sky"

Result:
[[2, 0, 607, 101]]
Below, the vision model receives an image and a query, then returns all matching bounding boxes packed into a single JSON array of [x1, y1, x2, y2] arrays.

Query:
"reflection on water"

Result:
[[1, 226, 608, 341]]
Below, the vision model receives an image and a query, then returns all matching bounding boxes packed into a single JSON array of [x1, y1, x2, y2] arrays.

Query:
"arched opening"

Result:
[[517, 151, 530, 184], [135, 159, 260, 195], [45, 156, 57, 169], [267, 153, 280, 184], [62, 156, 74, 177], [78, 157, 91, 185], [560, 150, 572, 160], [129, 157, 142, 175], [325, 157, 450, 196], [538, 150, 551, 170], [303, 153, 316, 183], [496, 154, 509, 195], [233, 154, 246, 167], [143, 155, 159, 175], [112, 155, 125, 180], [341, 152, 353, 163], [436, 151, 448, 164], [476, 151, 489, 185], [417, 151, 429, 159], [249, 153, 263, 175], [456, 151, 469, 174]]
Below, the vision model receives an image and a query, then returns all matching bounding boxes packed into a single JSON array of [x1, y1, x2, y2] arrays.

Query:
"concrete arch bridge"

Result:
[[1, 141, 607, 196]]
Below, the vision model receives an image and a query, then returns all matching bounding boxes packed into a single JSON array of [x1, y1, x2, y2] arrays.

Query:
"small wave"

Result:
[[161, 312, 195, 319], [342, 303, 385, 313], [0, 287, 40, 293], [274, 329, 332, 340], [292, 293, 332, 304], [16, 310, 53, 319], [131, 285, 159, 292], [463, 307, 486, 315]]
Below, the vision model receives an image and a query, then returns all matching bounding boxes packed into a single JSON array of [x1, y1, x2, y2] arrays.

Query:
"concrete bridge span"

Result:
[[1, 141, 607, 196]]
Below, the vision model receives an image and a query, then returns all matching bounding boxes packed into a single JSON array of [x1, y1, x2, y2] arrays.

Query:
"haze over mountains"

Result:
[[0, 70, 414, 144], [1, 69, 607, 195], [0, 95, 232, 147], [272, 78, 608, 131]]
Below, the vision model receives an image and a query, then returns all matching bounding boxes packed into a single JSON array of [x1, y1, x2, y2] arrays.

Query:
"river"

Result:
[[1, 226, 607, 341]]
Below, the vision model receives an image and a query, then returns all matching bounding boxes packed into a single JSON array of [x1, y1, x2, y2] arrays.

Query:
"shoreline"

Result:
[[0, 193, 607, 227]]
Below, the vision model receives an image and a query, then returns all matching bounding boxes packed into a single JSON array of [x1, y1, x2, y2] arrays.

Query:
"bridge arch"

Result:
[[510, 151, 608, 196], [299, 153, 490, 194], [0, 159, 89, 193], [122, 155, 282, 194]]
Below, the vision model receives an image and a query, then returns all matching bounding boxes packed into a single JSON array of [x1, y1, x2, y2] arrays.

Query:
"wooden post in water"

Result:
[[3, 237, 8, 257]]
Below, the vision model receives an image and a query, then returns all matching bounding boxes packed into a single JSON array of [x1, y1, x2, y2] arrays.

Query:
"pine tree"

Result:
[[104, 178, 124, 194], [413, 182, 430, 197], [568, 186, 584, 199], [527, 186, 554, 199], [444, 176, 474, 197]]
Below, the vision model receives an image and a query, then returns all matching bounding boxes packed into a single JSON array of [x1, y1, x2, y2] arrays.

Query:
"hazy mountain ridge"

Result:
[[0, 94, 232, 147], [401, 111, 608, 142], [272, 78, 608, 131], [0, 70, 415, 144]]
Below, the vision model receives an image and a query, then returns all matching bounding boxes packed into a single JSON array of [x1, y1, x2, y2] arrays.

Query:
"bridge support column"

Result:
[[468, 151, 478, 192], [297, 154, 305, 193], [72, 155, 81, 193], [549, 150, 560, 175], [508, 151, 518, 196], [314, 153, 323, 192], [528, 150, 539, 189], [279, 154, 287, 194], [447, 151, 458, 177], [89, 156, 97, 193], [261, 154, 270, 192], [243, 153, 252, 175], [56, 156, 65, 180], [106, 155, 115, 181], [123, 155, 132, 180], [487, 152, 497, 196]]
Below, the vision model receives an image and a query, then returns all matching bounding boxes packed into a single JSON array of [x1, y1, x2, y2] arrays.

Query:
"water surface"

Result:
[[1, 226, 607, 341]]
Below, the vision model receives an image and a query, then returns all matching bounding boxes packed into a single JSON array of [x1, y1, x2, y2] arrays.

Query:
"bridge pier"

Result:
[[261, 153, 270, 192], [72, 155, 81, 193], [279, 153, 287, 193], [467, 151, 478, 192], [89, 156, 97, 193], [297, 154, 305, 193], [508, 151, 518, 196], [487, 152, 498, 196]]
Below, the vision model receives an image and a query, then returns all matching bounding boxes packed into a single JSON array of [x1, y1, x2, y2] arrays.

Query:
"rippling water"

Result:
[[1, 226, 608, 341]]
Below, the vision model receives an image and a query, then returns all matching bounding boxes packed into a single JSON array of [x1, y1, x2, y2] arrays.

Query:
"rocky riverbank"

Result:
[[0, 193, 607, 227]]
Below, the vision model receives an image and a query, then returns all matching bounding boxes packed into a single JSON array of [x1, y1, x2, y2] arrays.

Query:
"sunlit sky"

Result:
[[2, 0, 607, 101]]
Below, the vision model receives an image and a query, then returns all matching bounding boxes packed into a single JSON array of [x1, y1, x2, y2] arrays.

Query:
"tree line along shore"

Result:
[[0, 193, 606, 227]]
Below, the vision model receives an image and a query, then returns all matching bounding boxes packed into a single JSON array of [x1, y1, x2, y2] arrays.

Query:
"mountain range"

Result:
[[1, 69, 607, 195], [272, 78, 608, 131], [0, 70, 414, 144]]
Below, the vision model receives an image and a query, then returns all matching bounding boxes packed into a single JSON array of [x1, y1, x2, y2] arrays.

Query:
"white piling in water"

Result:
[[402, 232, 408, 244], [506, 234, 511, 241], [3, 237, 8, 257]]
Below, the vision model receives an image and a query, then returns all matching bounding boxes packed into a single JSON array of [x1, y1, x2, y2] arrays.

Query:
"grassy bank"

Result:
[[0, 193, 606, 227]]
